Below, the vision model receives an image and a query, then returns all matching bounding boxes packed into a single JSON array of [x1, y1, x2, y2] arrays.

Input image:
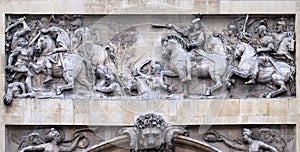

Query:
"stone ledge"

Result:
[[3, 98, 298, 126]]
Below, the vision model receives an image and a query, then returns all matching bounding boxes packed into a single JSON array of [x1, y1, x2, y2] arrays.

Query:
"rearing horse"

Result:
[[226, 40, 293, 98], [33, 34, 93, 95], [160, 35, 228, 97]]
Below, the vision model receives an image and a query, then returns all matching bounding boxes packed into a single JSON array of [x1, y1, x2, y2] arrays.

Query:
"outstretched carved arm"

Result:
[[168, 24, 189, 37], [257, 141, 278, 152], [17, 19, 31, 37], [219, 136, 247, 151], [19, 143, 47, 152], [5, 17, 27, 33]]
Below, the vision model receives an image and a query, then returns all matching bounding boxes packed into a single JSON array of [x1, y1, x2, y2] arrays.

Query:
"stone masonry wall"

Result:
[[0, 0, 299, 151]]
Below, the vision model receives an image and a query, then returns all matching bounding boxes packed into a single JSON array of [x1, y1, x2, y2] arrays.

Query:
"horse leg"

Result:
[[206, 75, 222, 96], [227, 66, 252, 80], [183, 82, 189, 98], [225, 65, 235, 81], [77, 75, 94, 98], [226, 66, 253, 89], [160, 70, 178, 89], [28, 62, 42, 74], [265, 74, 287, 98], [56, 71, 74, 95], [76, 74, 92, 91]]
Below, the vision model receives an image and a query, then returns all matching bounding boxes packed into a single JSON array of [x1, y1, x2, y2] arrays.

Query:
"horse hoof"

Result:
[[226, 82, 232, 90], [56, 89, 62, 95], [205, 90, 211, 96], [266, 93, 272, 98], [161, 84, 168, 90]]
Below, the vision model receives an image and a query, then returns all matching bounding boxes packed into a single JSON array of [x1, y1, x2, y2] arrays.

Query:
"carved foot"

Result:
[[266, 93, 273, 98], [43, 76, 53, 84], [28, 91, 36, 98], [160, 83, 168, 90], [244, 79, 255, 85], [56, 88, 62, 95], [226, 79, 235, 90], [205, 89, 211, 96], [226, 82, 231, 91]]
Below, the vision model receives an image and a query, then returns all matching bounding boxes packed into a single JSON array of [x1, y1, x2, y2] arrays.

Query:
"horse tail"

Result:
[[81, 57, 93, 80], [288, 62, 296, 95]]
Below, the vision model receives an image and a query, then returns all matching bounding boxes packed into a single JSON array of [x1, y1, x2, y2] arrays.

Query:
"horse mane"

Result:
[[163, 34, 189, 51]]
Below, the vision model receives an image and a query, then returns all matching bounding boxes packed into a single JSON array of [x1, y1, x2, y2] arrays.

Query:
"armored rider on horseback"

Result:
[[40, 25, 71, 83], [167, 17, 206, 82]]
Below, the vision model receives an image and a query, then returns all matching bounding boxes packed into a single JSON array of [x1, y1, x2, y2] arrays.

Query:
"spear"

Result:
[[242, 15, 249, 33], [28, 32, 41, 46]]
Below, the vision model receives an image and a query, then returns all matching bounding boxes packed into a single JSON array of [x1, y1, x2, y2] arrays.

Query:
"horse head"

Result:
[[34, 35, 54, 55], [207, 33, 226, 55], [35, 35, 47, 52], [276, 36, 295, 61], [281, 36, 295, 52], [235, 42, 256, 61], [161, 35, 187, 59], [234, 43, 245, 60], [105, 42, 116, 64], [161, 37, 172, 59]]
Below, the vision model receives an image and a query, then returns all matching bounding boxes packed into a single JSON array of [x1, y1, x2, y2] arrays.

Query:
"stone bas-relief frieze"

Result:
[[6, 114, 295, 151], [4, 14, 295, 104], [202, 126, 295, 152], [6, 126, 120, 152]]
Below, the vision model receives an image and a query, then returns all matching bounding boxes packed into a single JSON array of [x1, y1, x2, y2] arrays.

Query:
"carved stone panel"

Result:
[[6, 114, 296, 152], [4, 14, 296, 105]]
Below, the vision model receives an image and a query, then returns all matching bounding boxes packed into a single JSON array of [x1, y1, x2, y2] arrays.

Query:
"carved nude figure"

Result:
[[94, 65, 123, 96], [6, 37, 35, 94], [6, 17, 31, 50], [204, 128, 279, 152], [3, 82, 35, 106], [19, 128, 84, 152]]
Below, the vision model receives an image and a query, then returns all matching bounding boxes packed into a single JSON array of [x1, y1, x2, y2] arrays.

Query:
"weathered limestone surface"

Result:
[[0, 0, 299, 151]]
